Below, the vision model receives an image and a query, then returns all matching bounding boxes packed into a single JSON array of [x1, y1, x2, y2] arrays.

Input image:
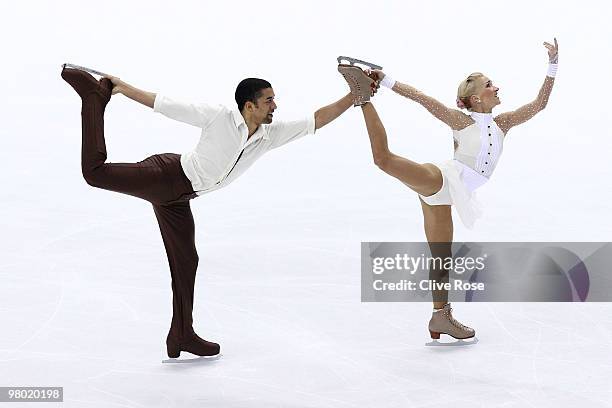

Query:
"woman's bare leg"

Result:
[[420, 199, 453, 309], [421, 199, 475, 339], [360, 102, 442, 196]]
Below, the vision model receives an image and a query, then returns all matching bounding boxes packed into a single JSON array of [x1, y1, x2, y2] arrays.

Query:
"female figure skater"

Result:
[[341, 39, 558, 340]]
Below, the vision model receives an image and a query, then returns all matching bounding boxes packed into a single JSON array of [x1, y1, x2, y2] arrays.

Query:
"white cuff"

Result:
[[307, 114, 316, 135], [547, 63, 558, 78], [381, 75, 396, 89], [153, 93, 165, 112]]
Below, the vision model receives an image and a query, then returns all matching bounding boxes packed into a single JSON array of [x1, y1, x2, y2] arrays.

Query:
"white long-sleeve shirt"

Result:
[[154, 94, 316, 195]]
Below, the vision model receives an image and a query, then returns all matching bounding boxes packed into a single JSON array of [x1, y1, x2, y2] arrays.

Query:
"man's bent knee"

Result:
[[82, 167, 105, 188]]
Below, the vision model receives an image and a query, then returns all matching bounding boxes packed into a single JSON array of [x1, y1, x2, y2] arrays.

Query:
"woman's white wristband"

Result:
[[381, 75, 396, 89], [547, 63, 558, 78]]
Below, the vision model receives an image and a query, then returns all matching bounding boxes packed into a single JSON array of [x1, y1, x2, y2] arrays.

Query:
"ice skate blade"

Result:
[[62, 63, 110, 78], [425, 337, 478, 347], [337, 55, 382, 70], [162, 353, 222, 364]]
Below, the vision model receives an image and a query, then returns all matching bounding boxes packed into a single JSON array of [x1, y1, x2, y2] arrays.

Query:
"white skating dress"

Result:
[[419, 112, 505, 228]]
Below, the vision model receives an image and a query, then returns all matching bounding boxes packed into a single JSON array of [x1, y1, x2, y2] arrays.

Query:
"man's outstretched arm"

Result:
[[314, 93, 353, 130], [268, 93, 354, 150], [106, 76, 156, 108], [106, 76, 219, 128]]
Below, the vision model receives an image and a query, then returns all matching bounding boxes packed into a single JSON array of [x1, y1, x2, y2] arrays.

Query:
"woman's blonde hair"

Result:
[[456, 72, 485, 111]]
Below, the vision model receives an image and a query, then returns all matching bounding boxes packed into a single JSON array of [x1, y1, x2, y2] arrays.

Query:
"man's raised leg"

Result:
[[62, 67, 174, 202]]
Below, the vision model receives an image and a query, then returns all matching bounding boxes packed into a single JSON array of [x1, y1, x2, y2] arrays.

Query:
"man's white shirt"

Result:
[[154, 94, 316, 195]]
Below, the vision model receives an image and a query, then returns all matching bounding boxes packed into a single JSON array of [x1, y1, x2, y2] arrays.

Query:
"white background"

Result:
[[1, 0, 611, 407]]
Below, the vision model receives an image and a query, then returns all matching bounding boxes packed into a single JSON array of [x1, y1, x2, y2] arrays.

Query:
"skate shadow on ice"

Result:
[[162, 353, 223, 364], [425, 337, 478, 347]]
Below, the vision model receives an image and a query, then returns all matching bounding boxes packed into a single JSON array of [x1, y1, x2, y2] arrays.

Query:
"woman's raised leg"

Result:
[[360, 102, 443, 197]]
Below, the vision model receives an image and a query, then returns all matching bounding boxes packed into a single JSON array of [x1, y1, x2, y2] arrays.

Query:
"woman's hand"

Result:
[[368, 69, 386, 82], [362, 69, 382, 95], [544, 38, 559, 64]]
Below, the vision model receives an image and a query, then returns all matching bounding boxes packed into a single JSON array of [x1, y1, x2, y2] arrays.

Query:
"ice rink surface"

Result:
[[2, 0, 612, 406]]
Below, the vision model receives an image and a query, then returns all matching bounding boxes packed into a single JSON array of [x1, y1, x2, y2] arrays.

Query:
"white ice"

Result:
[[1, 0, 612, 407]]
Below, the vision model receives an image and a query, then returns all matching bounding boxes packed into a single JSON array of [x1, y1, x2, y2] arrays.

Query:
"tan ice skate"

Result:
[[337, 56, 381, 106], [427, 303, 476, 345]]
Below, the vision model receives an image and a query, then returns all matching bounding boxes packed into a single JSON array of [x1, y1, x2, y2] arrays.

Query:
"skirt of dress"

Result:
[[418, 160, 486, 229]]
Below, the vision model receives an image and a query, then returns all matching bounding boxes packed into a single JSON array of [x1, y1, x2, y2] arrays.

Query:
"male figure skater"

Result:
[[61, 66, 369, 358]]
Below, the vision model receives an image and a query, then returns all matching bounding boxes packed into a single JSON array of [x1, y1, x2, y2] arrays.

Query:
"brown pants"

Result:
[[80, 92, 199, 340]]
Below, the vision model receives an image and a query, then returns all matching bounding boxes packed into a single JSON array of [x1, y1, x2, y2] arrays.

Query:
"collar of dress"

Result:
[[470, 111, 493, 124]]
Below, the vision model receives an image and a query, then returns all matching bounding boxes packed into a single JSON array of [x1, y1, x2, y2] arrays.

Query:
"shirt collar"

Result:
[[232, 109, 246, 128], [231, 108, 270, 141]]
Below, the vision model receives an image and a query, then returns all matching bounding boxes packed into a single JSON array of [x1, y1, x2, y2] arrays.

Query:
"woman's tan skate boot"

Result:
[[428, 303, 476, 340], [337, 64, 377, 106]]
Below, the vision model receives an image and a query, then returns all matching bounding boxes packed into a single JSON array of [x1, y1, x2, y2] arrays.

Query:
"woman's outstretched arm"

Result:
[[495, 38, 559, 134], [372, 70, 471, 131]]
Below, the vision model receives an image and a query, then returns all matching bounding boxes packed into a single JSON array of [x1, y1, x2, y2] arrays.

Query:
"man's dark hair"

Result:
[[235, 78, 272, 111]]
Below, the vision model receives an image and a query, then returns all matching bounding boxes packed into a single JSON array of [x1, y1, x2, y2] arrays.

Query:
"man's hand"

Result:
[[103, 75, 125, 95], [101, 76, 156, 109]]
